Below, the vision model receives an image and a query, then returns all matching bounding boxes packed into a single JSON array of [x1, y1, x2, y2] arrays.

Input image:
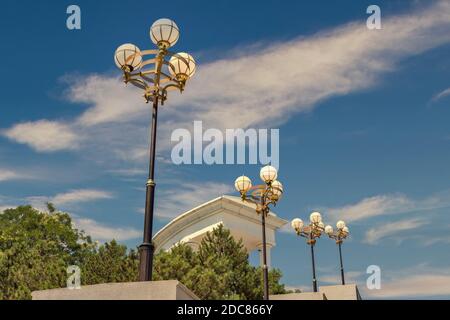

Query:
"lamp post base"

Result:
[[139, 242, 155, 281]]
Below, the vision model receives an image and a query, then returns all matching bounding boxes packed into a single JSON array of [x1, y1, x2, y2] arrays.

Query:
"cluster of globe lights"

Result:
[[234, 165, 283, 202], [114, 18, 196, 102], [292, 213, 349, 240]]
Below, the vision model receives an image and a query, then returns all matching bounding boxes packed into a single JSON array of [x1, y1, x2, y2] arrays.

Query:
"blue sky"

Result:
[[1, 0, 450, 299]]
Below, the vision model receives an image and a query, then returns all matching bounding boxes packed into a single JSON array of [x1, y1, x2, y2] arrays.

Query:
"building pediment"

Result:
[[153, 195, 288, 257]]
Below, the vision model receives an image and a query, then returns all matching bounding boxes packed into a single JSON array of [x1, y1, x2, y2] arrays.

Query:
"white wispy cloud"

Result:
[[0, 169, 22, 182], [327, 190, 450, 223], [107, 168, 147, 177], [365, 265, 450, 298], [0, 167, 49, 183], [0, 205, 15, 213], [0, 192, 138, 242], [26, 189, 113, 211], [156, 182, 233, 219], [2, 120, 80, 152], [422, 235, 450, 246], [0, 207, 140, 242], [371, 274, 450, 298], [431, 87, 450, 103], [316, 264, 450, 298], [67, 74, 146, 126], [3, 1, 450, 166], [73, 217, 141, 241], [0, 194, 21, 212], [278, 223, 294, 234], [364, 218, 428, 244], [327, 194, 414, 222], [295, 263, 450, 298], [51, 189, 113, 206], [320, 271, 364, 285], [287, 264, 450, 298]]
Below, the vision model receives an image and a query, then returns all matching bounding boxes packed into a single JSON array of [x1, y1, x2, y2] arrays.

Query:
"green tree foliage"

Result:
[[154, 225, 286, 300], [0, 206, 285, 300], [0, 205, 137, 300], [81, 240, 139, 284], [0, 206, 90, 299]]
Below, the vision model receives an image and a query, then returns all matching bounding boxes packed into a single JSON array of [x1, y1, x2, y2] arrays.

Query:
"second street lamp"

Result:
[[325, 220, 350, 285], [114, 18, 196, 281], [234, 165, 283, 300], [291, 212, 325, 293]]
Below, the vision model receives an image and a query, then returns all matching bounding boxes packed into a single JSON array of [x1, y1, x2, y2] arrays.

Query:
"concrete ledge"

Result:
[[319, 284, 361, 300], [270, 284, 361, 300], [32, 280, 199, 300], [270, 292, 326, 300]]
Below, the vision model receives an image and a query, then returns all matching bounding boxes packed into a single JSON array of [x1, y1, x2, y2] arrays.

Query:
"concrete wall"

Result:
[[270, 284, 361, 300], [319, 284, 361, 300], [32, 281, 199, 300], [270, 292, 326, 300]]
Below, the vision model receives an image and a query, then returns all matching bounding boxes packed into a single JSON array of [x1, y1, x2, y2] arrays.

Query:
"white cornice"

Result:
[[153, 195, 288, 249]]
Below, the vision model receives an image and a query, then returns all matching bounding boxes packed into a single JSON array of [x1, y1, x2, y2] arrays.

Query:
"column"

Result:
[[257, 243, 274, 269]]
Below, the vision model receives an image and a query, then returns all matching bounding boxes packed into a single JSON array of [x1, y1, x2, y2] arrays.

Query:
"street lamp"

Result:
[[114, 18, 196, 282], [291, 212, 325, 292], [325, 220, 349, 285], [234, 165, 283, 300]]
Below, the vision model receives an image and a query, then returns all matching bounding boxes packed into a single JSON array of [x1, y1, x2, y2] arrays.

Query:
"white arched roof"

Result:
[[153, 195, 288, 253]]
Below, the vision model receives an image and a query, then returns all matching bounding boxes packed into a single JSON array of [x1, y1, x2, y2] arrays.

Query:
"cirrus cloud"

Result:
[[364, 218, 428, 244], [326, 190, 450, 223], [0, 169, 22, 182], [73, 217, 141, 241], [156, 181, 233, 219], [3, 120, 80, 152], [26, 189, 114, 212], [3, 1, 450, 165], [51, 189, 113, 206], [431, 87, 450, 103]]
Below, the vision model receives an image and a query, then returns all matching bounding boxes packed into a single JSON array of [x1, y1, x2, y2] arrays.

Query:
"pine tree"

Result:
[[154, 224, 286, 300]]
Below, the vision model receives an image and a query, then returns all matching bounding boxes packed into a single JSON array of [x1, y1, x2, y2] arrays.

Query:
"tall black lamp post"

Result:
[[114, 18, 196, 281]]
